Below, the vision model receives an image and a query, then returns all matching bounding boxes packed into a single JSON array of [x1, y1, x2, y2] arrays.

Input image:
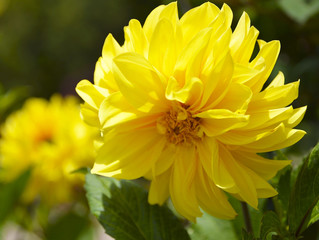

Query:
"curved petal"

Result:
[[94, 58, 118, 91], [249, 81, 300, 111], [249, 40, 281, 93], [169, 146, 202, 221], [195, 165, 237, 219], [283, 106, 307, 128], [242, 106, 293, 130], [173, 27, 213, 86], [143, 2, 178, 41], [230, 12, 259, 64], [80, 102, 100, 127], [99, 92, 138, 129], [196, 137, 219, 179], [92, 128, 166, 180], [123, 19, 149, 57], [101, 34, 123, 65], [166, 76, 204, 108], [112, 52, 168, 112], [148, 18, 177, 77], [151, 144, 176, 176], [76, 80, 109, 110], [219, 144, 258, 208], [214, 82, 252, 113], [195, 109, 249, 137], [148, 168, 171, 205], [180, 2, 220, 44], [233, 150, 291, 180], [242, 124, 306, 152]]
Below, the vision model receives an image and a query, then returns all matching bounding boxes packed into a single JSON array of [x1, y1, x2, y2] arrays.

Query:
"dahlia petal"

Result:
[[174, 27, 213, 85], [255, 180, 278, 198], [196, 137, 219, 179], [94, 57, 119, 92], [196, 165, 237, 219], [232, 63, 261, 85], [200, 51, 234, 110], [242, 166, 278, 198], [166, 76, 204, 108], [111, 114, 160, 133], [148, 18, 177, 77], [267, 71, 285, 88], [76, 80, 110, 110], [249, 40, 280, 93], [92, 129, 166, 179], [234, 26, 259, 64], [180, 2, 220, 44], [80, 102, 100, 127], [249, 81, 300, 111], [242, 107, 293, 130], [283, 106, 307, 128], [214, 82, 252, 113], [265, 128, 306, 151], [217, 128, 276, 146], [233, 151, 291, 180], [207, 4, 232, 38], [219, 145, 258, 208], [124, 19, 148, 56], [230, 12, 259, 64], [202, 28, 232, 79], [102, 34, 122, 63], [148, 169, 171, 205], [211, 144, 236, 190], [170, 146, 202, 221], [230, 12, 251, 54], [242, 124, 306, 152], [112, 52, 168, 112], [195, 109, 249, 136], [99, 92, 138, 129], [143, 2, 178, 41], [152, 144, 176, 176]]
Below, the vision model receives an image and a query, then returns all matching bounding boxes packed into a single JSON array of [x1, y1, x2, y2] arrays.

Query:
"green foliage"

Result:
[[85, 173, 190, 240], [288, 142, 319, 236], [0, 168, 31, 225]]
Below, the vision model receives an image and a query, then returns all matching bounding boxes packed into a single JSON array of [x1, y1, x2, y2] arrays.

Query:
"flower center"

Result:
[[157, 104, 203, 146]]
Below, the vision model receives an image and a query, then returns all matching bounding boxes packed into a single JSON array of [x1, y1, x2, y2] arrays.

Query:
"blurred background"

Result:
[[0, 0, 318, 239]]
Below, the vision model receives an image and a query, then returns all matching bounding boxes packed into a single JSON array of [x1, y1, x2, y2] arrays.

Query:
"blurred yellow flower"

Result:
[[0, 95, 96, 205], [76, 2, 306, 221]]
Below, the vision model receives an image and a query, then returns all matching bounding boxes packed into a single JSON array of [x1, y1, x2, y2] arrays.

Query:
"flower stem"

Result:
[[241, 202, 253, 233]]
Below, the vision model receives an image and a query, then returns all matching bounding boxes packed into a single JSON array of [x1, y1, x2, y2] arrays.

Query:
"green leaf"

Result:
[[260, 211, 281, 240], [85, 173, 190, 240], [308, 201, 319, 227], [278, 0, 319, 24], [272, 165, 292, 225], [189, 212, 238, 240], [0, 168, 31, 225], [288, 142, 319, 236]]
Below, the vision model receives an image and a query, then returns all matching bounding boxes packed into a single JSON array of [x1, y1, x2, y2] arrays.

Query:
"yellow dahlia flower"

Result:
[[0, 95, 96, 205], [76, 2, 306, 221]]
